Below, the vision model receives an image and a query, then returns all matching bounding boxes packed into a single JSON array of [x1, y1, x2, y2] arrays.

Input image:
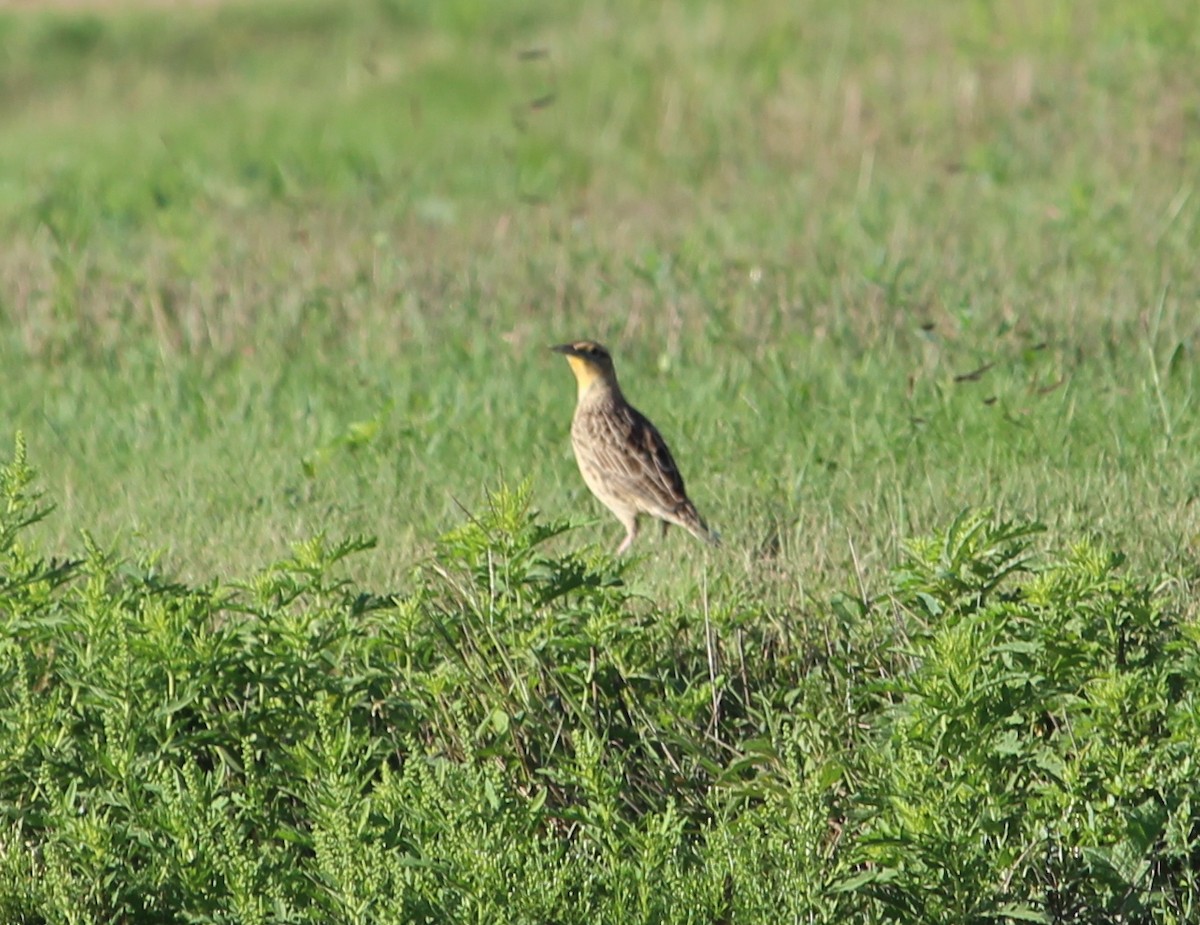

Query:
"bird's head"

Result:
[[551, 340, 618, 397]]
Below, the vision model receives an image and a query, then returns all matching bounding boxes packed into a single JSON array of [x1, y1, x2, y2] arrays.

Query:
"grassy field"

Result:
[[1, 0, 1199, 921]]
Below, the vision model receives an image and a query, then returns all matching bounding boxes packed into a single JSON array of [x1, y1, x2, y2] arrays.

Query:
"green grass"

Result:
[[1, 0, 1199, 920]]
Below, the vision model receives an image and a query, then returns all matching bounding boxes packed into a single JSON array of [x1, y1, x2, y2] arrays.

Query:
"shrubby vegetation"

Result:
[[2, 437, 1195, 923]]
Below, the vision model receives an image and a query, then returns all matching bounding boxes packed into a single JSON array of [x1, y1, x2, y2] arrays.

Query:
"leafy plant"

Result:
[[845, 513, 1199, 923]]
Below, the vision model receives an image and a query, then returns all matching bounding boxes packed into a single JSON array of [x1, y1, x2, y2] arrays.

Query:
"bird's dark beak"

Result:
[[551, 343, 578, 357]]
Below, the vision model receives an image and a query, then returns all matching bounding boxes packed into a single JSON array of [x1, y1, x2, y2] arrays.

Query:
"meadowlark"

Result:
[[552, 340, 719, 555]]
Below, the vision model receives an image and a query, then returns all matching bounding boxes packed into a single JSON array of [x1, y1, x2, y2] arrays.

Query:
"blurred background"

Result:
[[1, 0, 1197, 595]]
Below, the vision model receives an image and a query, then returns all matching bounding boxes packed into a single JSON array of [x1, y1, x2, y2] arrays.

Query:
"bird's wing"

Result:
[[588, 404, 693, 513]]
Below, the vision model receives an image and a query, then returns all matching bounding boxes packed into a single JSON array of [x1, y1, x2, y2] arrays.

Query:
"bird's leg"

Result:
[[615, 514, 639, 555], [660, 520, 670, 540]]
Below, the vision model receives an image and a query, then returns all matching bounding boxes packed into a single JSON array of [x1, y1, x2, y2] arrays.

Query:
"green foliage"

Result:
[[1, 439, 1198, 921], [850, 515, 1199, 922]]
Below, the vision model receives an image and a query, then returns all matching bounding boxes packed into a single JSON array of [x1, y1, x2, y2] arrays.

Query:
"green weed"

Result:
[[2, 439, 1198, 921]]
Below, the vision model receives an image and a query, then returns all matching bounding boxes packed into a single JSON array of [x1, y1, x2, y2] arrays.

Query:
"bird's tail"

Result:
[[677, 502, 721, 548]]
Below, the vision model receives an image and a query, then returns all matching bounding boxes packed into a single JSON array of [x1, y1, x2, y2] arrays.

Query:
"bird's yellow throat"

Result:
[[566, 355, 613, 400]]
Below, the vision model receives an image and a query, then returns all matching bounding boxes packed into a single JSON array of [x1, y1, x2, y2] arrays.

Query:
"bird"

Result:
[[551, 340, 719, 555]]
